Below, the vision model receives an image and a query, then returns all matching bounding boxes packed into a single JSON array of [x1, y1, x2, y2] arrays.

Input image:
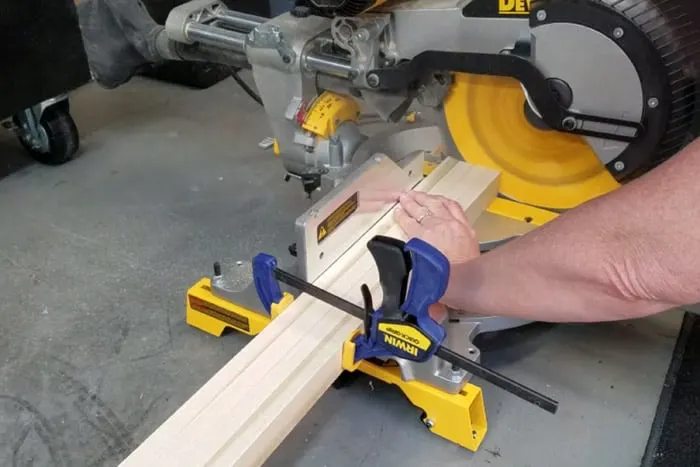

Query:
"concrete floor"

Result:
[[0, 76, 684, 467]]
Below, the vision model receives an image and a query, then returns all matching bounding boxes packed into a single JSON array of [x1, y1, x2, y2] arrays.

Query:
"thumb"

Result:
[[428, 303, 448, 322]]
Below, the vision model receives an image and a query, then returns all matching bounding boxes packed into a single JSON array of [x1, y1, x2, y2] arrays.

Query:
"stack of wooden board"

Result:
[[120, 159, 500, 466]]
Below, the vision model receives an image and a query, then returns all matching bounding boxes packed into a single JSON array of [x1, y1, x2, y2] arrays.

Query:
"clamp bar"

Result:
[[435, 346, 558, 414], [273, 268, 366, 321]]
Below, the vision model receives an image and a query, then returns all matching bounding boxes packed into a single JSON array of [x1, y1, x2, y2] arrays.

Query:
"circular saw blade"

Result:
[[443, 73, 620, 210]]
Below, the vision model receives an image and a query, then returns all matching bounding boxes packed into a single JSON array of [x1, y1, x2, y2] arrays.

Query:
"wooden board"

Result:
[[119, 159, 500, 467]]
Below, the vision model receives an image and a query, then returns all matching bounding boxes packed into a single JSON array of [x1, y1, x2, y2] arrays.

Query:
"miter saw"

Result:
[[103, 0, 699, 452]]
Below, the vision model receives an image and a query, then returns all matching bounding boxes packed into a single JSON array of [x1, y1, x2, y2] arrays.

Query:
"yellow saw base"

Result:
[[186, 278, 293, 337], [444, 73, 620, 210]]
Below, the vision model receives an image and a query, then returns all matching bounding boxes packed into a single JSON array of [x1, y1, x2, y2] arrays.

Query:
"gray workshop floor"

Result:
[[0, 76, 684, 467]]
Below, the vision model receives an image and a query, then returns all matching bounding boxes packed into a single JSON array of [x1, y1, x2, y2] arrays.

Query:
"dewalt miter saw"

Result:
[[141, 0, 700, 453]]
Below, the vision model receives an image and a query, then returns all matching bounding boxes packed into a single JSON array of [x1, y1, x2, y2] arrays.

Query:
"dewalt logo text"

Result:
[[384, 334, 419, 357], [498, 0, 530, 15]]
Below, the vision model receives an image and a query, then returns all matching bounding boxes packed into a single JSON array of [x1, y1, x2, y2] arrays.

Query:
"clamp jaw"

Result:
[[251, 253, 295, 320]]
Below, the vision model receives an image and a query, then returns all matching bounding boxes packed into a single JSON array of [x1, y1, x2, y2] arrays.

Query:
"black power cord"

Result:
[[229, 67, 263, 106]]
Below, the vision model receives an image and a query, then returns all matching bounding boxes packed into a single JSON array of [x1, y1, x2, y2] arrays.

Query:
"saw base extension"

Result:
[[185, 143, 557, 452]]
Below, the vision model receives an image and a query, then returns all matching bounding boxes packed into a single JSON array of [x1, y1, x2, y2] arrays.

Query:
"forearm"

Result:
[[444, 139, 700, 323]]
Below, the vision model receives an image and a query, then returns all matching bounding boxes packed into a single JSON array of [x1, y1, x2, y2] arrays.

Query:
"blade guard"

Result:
[[353, 236, 449, 363]]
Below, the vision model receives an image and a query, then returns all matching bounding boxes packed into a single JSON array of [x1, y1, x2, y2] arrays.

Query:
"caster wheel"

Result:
[[15, 106, 80, 165]]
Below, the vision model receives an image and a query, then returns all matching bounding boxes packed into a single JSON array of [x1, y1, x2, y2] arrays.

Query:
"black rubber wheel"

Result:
[[16, 106, 80, 166]]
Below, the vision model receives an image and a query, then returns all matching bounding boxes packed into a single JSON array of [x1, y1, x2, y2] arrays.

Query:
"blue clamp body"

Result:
[[352, 236, 450, 363], [252, 253, 282, 315]]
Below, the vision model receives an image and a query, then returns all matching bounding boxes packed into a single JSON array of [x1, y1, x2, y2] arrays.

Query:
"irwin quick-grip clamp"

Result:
[[253, 235, 558, 451]]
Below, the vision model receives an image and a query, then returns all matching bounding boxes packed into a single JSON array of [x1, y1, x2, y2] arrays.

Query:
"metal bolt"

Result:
[[536, 10, 547, 21], [614, 161, 625, 172], [562, 116, 577, 131], [366, 73, 380, 88], [282, 54, 292, 64], [450, 365, 462, 381], [310, 209, 319, 218], [613, 27, 624, 39], [648, 97, 659, 108], [424, 418, 435, 429], [355, 28, 369, 41]]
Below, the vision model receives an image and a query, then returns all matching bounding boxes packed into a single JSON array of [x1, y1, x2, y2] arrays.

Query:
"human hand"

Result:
[[394, 191, 480, 319], [394, 191, 480, 264]]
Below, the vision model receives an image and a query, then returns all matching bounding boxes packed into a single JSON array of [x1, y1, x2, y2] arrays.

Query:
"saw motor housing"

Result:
[[164, 0, 699, 209]]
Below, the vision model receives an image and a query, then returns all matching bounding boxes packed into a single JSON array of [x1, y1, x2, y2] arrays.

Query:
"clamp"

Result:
[[253, 235, 558, 451]]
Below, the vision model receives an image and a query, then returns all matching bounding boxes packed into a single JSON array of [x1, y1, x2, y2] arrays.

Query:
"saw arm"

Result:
[[155, 0, 699, 210]]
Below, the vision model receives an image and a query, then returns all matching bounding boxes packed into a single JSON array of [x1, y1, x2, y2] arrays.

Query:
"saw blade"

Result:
[[443, 73, 620, 210]]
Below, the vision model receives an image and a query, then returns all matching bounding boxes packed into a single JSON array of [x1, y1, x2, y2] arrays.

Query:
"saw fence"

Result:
[[119, 159, 500, 466]]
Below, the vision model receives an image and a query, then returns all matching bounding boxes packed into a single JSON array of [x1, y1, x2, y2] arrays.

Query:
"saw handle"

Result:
[[252, 253, 283, 314]]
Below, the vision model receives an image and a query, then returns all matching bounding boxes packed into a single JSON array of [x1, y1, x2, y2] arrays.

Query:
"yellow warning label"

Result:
[[188, 295, 250, 332], [498, 0, 530, 15], [317, 192, 359, 244]]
